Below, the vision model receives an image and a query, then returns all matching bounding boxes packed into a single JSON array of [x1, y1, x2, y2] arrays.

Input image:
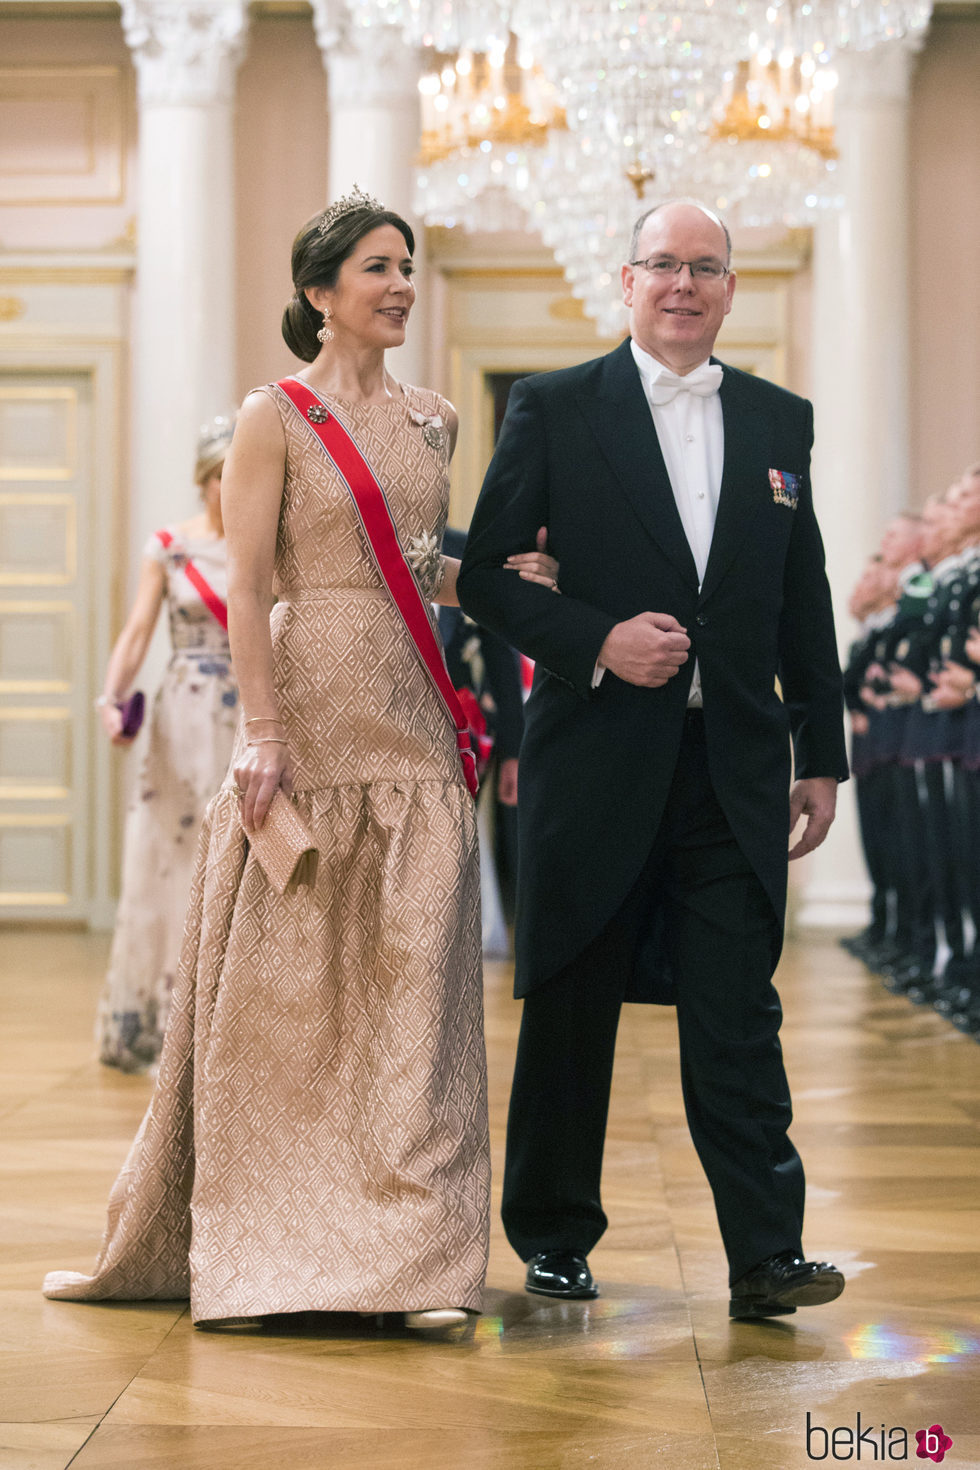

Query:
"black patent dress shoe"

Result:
[[858, 941, 904, 972], [881, 960, 930, 994], [951, 1000, 980, 1038], [525, 1250, 599, 1299], [934, 981, 974, 1017], [730, 1251, 845, 1320]]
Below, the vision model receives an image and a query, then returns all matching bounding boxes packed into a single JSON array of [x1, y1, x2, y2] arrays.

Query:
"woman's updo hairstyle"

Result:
[[281, 203, 416, 362]]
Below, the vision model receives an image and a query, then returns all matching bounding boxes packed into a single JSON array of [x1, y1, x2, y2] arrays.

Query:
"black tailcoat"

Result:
[[439, 527, 525, 762], [457, 338, 848, 999]]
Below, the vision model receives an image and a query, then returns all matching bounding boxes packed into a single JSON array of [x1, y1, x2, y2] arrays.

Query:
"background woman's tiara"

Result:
[[197, 413, 236, 458], [317, 184, 386, 236], [195, 412, 236, 480]]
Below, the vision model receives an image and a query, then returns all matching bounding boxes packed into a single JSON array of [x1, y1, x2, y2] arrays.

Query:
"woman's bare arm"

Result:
[[99, 556, 166, 744], [222, 391, 291, 830]]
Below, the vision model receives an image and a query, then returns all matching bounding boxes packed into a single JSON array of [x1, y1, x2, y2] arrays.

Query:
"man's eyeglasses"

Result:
[[629, 255, 730, 281]]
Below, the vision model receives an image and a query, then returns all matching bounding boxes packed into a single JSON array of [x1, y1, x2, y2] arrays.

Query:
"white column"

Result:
[[796, 41, 916, 929], [122, 0, 247, 553], [312, 5, 428, 385]]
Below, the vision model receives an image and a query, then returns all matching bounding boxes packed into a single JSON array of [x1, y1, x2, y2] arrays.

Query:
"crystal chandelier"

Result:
[[345, 0, 510, 52], [713, 54, 837, 161], [751, 0, 930, 56], [415, 35, 564, 233], [417, 36, 561, 166], [510, 0, 746, 137], [399, 0, 932, 332], [415, 35, 843, 333]]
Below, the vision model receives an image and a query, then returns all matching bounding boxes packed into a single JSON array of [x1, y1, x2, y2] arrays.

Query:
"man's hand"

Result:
[[938, 659, 976, 693], [597, 613, 690, 688], [497, 756, 519, 806], [928, 665, 972, 709], [888, 665, 923, 700], [929, 682, 969, 710], [788, 776, 838, 860], [850, 711, 870, 737]]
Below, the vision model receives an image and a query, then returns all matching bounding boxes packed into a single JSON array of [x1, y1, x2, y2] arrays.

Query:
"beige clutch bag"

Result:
[[240, 789, 319, 896]]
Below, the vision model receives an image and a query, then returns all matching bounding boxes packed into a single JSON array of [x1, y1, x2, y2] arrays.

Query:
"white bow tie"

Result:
[[648, 362, 723, 406]]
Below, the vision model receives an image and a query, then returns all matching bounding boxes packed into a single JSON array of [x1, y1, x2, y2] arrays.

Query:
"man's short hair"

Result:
[[628, 198, 733, 265]]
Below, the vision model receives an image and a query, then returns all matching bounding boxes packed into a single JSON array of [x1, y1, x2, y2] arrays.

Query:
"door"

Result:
[[0, 370, 93, 917]]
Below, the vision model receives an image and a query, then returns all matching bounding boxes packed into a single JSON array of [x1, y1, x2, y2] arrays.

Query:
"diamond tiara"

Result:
[[317, 183, 386, 236], [197, 414, 236, 457], [195, 413, 236, 477]]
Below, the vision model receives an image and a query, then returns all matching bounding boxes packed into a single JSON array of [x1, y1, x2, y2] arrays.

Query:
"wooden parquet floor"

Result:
[[2, 927, 980, 1469]]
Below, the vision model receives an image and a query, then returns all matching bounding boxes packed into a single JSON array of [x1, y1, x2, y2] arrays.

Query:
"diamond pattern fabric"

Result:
[[44, 382, 489, 1322]]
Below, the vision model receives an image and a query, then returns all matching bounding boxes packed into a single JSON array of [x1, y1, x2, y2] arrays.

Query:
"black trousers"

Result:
[[895, 762, 936, 962], [502, 711, 804, 1286], [915, 759, 966, 966], [855, 764, 893, 941]]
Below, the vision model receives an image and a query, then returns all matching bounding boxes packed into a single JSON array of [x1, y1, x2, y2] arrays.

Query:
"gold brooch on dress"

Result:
[[405, 530, 446, 599], [408, 407, 447, 451], [306, 404, 329, 424]]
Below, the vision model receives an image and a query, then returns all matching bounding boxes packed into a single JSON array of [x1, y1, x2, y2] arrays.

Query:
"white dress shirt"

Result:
[[593, 341, 724, 705]]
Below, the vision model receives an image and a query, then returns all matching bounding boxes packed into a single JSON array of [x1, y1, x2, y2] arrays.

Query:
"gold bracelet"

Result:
[[244, 716, 283, 727], [247, 736, 288, 746]]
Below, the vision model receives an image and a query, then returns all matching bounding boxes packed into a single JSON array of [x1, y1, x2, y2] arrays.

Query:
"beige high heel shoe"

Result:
[[404, 1308, 468, 1330]]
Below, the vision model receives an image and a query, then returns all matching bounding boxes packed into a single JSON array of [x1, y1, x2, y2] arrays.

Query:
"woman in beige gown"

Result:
[[95, 420, 238, 1072], [44, 190, 557, 1329]]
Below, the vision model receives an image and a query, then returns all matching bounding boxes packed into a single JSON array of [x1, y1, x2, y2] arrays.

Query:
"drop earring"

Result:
[[317, 308, 333, 344]]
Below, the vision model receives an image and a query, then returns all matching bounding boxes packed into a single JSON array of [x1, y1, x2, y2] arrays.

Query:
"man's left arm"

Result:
[[458, 379, 618, 698], [777, 401, 849, 859]]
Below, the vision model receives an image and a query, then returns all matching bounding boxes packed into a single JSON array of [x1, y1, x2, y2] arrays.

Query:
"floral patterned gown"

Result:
[[46, 382, 489, 1321], [96, 529, 238, 1072]]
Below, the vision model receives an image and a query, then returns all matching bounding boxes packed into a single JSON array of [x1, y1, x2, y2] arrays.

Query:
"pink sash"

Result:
[[155, 528, 228, 631], [276, 377, 478, 798]]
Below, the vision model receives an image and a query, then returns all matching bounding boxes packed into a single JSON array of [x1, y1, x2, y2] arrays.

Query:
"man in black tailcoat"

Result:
[[457, 199, 849, 1319]]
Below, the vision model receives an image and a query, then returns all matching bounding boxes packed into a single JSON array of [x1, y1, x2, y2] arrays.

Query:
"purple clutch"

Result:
[[117, 691, 145, 738]]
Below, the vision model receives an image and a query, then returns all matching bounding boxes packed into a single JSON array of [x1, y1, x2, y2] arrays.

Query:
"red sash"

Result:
[[455, 685, 494, 779], [155, 529, 228, 631], [276, 377, 478, 798], [520, 654, 535, 701]]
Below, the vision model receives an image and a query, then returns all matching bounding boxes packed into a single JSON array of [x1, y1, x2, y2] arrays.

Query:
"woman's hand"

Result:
[[98, 554, 166, 747], [234, 738, 294, 833], [505, 526, 560, 591], [100, 701, 136, 747]]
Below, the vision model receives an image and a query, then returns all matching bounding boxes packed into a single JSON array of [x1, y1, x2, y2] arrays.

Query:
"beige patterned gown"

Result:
[[44, 381, 489, 1322], [96, 529, 238, 1073]]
